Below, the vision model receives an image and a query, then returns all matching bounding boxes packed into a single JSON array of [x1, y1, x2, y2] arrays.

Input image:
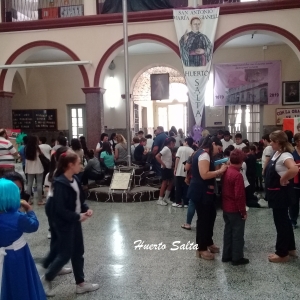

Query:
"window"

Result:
[[227, 105, 260, 142], [68, 105, 86, 140], [246, 105, 260, 143]]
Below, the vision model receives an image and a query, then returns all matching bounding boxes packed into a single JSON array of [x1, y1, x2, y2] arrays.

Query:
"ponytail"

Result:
[[200, 136, 222, 157], [54, 151, 79, 178], [48, 146, 69, 182]]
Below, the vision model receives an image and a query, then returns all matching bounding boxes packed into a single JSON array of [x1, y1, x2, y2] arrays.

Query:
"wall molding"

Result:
[[0, 91, 15, 98], [0, 1, 298, 33]]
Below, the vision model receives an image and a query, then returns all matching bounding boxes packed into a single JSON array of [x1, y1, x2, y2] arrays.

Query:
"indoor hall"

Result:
[[1, 1, 300, 299], [27, 200, 300, 300]]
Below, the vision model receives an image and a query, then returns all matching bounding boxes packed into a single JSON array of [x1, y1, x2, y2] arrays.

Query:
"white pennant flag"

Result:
[[173, 8, 220, 125]]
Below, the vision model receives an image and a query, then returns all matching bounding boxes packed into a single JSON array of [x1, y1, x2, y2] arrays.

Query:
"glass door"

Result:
[[68, 105, 86, 140]]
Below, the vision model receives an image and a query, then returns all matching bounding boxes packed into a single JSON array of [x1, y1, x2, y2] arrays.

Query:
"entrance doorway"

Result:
[[68, 105, 86, 140], [155, 102, 187, 133]]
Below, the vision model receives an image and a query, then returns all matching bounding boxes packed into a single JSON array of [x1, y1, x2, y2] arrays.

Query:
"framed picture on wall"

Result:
[[282, 81, 300, 105], [150, 73, 169, 100]]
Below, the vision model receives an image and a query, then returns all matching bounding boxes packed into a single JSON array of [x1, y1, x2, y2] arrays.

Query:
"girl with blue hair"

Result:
[[0, 178, 46, 299]]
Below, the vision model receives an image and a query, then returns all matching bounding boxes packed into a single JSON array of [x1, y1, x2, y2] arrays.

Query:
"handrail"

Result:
[[0, 0, 299, 33]]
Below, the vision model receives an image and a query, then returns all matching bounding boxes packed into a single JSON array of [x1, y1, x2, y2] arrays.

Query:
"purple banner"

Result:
[[214, 61, 281, 106]]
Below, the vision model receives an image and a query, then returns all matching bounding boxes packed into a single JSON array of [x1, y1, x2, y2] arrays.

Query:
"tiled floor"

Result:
[[26, 200, 300, 300]]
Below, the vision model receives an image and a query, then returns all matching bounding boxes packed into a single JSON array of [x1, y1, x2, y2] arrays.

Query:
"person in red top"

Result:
[[222, 149, 249, 266]]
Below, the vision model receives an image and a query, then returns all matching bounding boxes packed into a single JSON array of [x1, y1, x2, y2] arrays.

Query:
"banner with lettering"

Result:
[[173, 8, 220, 125], [276, 107, 300, 125], [214, 61, 281, 106]]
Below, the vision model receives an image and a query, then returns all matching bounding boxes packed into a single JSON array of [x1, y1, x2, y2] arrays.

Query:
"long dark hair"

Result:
[[54, 151, 79, 178], [79, 136, 89, 156], [25, 136, 39, 160], [71, 138, 82, 151], [110, 133, 116, 141], [102, 142, 112, 155], [201, 136, 222, 157], [170, 126, 178, 135], [48, 146, 69, 182]]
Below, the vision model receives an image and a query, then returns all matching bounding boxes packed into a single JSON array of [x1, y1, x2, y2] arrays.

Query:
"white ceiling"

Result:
[[23, 34, 285, 63], [223, 33, 285, 48], [117, 43, 172, 56], [25, 49, 73, 63]]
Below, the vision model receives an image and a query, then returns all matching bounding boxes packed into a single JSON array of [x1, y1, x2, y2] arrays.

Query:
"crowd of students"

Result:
[[0, 128, 101, 298], [1, 126, 300, 297], [153, 127, 300, 265]]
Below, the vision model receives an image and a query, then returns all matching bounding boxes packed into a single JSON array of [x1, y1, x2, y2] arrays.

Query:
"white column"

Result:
[[84, 0, 97, 16]]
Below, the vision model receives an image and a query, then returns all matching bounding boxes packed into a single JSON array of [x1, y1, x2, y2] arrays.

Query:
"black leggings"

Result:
[[194, 201, 217, 251], [272, 207, 296, 257]]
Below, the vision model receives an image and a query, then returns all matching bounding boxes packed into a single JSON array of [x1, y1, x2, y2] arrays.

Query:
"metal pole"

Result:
[[0, 61, 91, 69], [122, 0, 132, 166]]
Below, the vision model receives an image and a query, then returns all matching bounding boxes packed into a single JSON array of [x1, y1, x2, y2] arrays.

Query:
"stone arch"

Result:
[[0, 40, 90, 91], [131, 65, 186, 102], [94, 33, 180, 88], [130, 63, 184, 93]]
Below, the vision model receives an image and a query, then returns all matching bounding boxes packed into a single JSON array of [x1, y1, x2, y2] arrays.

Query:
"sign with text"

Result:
[[59, 5, 84, 17], [214, 61, 281, 106], [110, 172, 131, 190], [173, 8, 220, 125], [276, 107, 300, 125], [12, 109, 57, 130]]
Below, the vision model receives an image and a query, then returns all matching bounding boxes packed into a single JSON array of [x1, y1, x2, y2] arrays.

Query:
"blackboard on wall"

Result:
[[12, 109, 57, 130]]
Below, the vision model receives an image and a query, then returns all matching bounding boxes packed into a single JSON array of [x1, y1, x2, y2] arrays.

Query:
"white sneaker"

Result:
[[164, 198, 173, 204], [76, 282, 100, 294], [258, 198, 268, 208], [157, 199, 167, 206], [172, 203, 183, 207], [58, 267, 72, 275], [246, 206, 249, 211], [47, 232, 51, 239], [184, 205, 188, 208], [41, 276, 55, 297]]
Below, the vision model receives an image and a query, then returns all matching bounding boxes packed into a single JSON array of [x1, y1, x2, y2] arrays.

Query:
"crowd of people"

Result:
[[1, 125, 300, 297], [150, 127, 300, 265]]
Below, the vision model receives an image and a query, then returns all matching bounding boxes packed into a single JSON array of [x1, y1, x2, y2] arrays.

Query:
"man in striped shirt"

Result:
[[0, 129, 19, 177]]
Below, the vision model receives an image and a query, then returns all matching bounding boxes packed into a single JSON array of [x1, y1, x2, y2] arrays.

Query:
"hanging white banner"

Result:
[[173, 8, 220, 125]]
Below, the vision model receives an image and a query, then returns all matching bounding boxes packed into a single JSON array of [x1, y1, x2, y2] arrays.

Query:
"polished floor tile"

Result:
[[26, 201, 300, 300]]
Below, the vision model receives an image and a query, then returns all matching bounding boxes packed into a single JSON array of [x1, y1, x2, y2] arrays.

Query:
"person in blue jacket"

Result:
[[0, 178, 46, 300]]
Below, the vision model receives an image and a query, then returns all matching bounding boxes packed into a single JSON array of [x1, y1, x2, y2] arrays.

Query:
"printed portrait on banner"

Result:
[[179, 17, 213, 67], [173, 8, 220, 125]]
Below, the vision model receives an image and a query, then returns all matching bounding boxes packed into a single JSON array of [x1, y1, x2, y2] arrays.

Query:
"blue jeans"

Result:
[[289, 188, 300, 226], [186, 198, 196, 225]]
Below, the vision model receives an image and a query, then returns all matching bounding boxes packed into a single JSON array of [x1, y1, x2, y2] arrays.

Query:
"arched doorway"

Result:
[[213, 25, 300, 141], [0, 40, 90, 91], [132, 66, 187, 135], [93, 34, 180, 88]]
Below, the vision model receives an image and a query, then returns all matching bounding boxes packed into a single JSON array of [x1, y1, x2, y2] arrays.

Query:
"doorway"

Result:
[[154, 101, 187, 133], [67, 105, 86, 141]]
